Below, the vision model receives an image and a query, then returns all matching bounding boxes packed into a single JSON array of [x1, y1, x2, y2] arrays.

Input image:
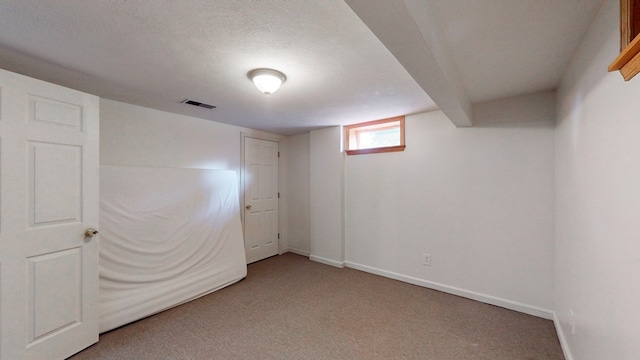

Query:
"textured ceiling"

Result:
[[0, 0, 436, 135], [0, 0, 605, 134]]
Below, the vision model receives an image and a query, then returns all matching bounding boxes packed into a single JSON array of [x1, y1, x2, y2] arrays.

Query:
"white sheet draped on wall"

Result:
[[99, 166, 247, 333]]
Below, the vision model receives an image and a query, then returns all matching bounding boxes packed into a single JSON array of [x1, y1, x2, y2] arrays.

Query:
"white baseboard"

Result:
[[281, 248, 310, 257], [310, 255, 345, 268], [345, 261, 554, 320], [553, 312, 574, 360]]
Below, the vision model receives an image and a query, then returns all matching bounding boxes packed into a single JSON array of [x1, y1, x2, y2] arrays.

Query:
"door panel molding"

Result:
[[28, 95, 84, 131], [27, 247, 82, 344]]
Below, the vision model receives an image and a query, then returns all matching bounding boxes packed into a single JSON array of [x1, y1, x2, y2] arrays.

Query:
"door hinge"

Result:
[[278, 233, 280, 239], [278, 192, 280, 198], [278, 151, 280, 158]]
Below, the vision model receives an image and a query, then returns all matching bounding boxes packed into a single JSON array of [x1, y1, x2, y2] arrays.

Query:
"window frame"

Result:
[[609, 0, 640, 80], [344, 116, 405, 156], [621, 0, 640, 50]]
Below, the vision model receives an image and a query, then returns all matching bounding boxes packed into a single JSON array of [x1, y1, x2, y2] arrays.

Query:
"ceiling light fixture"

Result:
[[247, 68, 286, 95]]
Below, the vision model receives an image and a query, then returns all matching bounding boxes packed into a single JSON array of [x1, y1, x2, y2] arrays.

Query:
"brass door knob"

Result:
[[245, 205, 252, 209], [85, 228, 99, 238]]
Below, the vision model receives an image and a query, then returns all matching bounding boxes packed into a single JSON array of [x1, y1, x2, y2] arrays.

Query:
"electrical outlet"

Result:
[[422, 253, 432, 266], [569, 309, 576, 334]]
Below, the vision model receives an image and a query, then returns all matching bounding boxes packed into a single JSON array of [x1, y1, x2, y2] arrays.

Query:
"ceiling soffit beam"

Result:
[[345, 0, 473, 127]]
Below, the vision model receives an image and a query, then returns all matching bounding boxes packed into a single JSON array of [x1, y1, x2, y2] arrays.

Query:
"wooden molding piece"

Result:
[[611, 0, 640, 80], [621, 0, 640, 49], [621, 0, 633, 50], [609, 32, 640, 80], [345, 145, 406, 156]]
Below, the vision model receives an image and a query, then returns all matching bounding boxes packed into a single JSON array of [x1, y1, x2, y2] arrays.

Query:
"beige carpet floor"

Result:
[[69, 253, 564, 360]]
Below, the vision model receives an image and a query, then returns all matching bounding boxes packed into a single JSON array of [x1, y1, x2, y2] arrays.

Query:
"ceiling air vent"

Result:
[[180, 99, 216, 109]]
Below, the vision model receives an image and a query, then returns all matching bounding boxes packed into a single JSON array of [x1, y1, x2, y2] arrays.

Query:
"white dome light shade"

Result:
[[248, 68, 287, 95]]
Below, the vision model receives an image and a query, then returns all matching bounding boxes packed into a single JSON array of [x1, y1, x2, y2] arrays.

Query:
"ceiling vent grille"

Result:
[[180, 99, 216, 109]]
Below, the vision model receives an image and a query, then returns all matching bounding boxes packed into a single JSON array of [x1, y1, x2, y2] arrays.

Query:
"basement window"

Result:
[[609, 0, 640, 80], [344, 116, 405, 155]]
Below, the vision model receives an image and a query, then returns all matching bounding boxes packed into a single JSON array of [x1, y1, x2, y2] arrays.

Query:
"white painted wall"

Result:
[[101, 99, 247, 170], [281, 133, 311, 256], [345, 92, 556, 314], [309, 126, 345, 267], [100, 99, 289, 251], [555, 0, 640, 358]]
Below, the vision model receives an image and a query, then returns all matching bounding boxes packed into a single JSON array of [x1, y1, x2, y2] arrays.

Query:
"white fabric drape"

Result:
[[98, 166, 246, 333]]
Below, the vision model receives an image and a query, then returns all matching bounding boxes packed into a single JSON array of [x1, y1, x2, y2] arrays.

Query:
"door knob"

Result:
[[245, 205, 252, 210], [85, 228, 99, 238]]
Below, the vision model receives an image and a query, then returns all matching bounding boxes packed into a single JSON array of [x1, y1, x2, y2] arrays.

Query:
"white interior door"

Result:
[[0, 69, 99, 360], [243, 137, 279, 264]]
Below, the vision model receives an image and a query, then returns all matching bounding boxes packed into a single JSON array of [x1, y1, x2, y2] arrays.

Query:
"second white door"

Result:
[[243, 137, 279, 264]]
